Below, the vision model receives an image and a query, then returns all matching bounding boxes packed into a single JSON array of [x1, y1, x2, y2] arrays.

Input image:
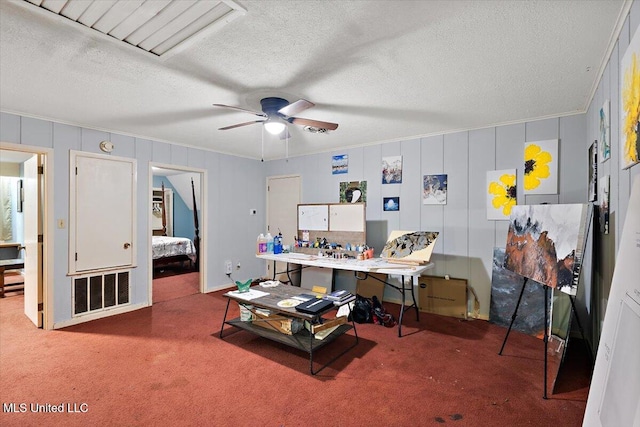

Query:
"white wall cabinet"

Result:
[[69, 151, 136, 274]]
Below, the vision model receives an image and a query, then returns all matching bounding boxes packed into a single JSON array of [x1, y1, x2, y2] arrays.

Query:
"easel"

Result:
[[498, 277, 550, 398], [498, 277, 591, 399], [499, 204, 594, 399]]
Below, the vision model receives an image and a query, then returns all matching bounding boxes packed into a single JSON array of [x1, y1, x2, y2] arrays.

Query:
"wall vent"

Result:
[[73, 270, 130, 316]]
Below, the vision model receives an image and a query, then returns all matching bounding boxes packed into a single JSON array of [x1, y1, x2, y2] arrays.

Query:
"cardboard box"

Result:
[[252, 309, 303, 335], [356, 272, 386, 300], [418, 276, 468, 319]]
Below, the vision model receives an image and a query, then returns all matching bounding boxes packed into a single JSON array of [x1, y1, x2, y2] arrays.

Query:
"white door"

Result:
[[267, 175, 300, 281], [23, 154, 42, 327], [75, 155, 135, 272]]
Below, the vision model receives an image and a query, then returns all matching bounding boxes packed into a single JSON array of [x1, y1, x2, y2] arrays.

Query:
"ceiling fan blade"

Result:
[[213, 104, 266, 118], [219, 120, 265, 130], [290, 117, 338, 131], [278, 99, 314, 117]]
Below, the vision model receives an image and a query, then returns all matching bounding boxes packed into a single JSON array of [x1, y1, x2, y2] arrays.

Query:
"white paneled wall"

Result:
[[266, 115, 587, 319], [586, 0, 640, 344], [1, 112, 266, 328]]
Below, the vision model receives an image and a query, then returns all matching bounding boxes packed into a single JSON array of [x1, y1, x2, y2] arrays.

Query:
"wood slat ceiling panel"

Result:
[[76, 1, 117, 28], [92, 0, 145, 34], [109, 0, 171, 41], [40, 0, 66, 14], [150, 2, 232, 55], [59, 0, 90, 21], [22, 0, 245, 57]]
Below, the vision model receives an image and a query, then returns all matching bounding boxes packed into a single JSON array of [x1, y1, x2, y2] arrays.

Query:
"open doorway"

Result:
[[0, 146, 50, 328], [149, 165, 204, 304]]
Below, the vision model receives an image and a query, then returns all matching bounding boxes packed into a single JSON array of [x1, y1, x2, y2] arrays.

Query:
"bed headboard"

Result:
[[152, 182, 167, 236], [191, 178, 200, 271]]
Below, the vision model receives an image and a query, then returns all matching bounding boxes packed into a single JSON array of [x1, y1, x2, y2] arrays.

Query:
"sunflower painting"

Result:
[[523, 139, 558, 195], [486, 169, 517, 220], [620, 25, 640, 170]]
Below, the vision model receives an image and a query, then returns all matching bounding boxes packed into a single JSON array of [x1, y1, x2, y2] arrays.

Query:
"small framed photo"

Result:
[[332, 154, 348, 174], [382, 156, 402, 184], [383, 197, 399, 211], [423, 174, 447, 205]]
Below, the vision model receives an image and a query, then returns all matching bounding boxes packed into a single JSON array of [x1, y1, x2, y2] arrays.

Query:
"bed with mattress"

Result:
[[152, 180, 200, 275]]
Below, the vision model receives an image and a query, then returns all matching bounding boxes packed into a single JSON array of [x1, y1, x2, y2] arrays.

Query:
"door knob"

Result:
[[123, 243, 131, 249]]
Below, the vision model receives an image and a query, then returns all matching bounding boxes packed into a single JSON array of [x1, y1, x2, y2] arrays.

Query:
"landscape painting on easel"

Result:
[[504, 204, 590, 296], [380, 231, 438, 264], [489, 247, 546, 338]]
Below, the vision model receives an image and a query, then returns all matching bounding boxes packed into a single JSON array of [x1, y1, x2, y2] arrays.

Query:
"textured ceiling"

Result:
[[0, 0, 630, 160]]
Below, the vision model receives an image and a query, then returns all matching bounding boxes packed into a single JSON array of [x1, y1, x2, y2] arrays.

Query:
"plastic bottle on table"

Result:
[[274, 232, 283, 254], [257, 234, 266, 254], [266, 233, 274, 253]]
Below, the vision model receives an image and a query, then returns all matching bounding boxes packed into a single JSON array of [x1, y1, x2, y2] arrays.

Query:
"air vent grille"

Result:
[[73, 270, 130, 316], [24, 0, 246, 58]]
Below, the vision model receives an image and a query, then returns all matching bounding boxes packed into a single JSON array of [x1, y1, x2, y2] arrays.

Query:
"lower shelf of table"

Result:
[[224, 317, 353, 353]]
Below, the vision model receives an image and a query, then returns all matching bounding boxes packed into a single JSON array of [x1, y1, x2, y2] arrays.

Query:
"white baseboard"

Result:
[[204, 282, 235, 293], [53, 302, 148, 329]]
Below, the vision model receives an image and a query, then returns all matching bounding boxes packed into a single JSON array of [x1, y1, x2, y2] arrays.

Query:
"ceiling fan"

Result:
[[213, 97, 338, 135]]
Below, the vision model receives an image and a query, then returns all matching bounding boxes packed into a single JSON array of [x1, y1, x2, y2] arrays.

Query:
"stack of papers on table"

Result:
[[324, 290, 355, 305], [227, 289, 269, 301]]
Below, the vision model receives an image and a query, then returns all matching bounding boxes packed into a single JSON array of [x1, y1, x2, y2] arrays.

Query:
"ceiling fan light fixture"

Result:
[[264, 119, 286, 135], [303, 126, 329, 134]]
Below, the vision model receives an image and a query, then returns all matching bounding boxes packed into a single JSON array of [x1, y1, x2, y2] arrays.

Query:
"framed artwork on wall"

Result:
[[600, 100, 610, 162], [588, 140, 597, 202], [332, 154, 348, 174], [339, 181, 366, 203], [486, 169, 517, 220], [422, 174, 447, 205], [382, 156, 402, 184], [620, 24, 640, 170], [383, 197, 399, 211], [524, 139, 558, 195]]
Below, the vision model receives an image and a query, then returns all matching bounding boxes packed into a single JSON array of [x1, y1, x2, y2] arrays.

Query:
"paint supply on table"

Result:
[[274, 232, 283, 254], [266, 233, 274, 253], [257, 233, 266, 254]]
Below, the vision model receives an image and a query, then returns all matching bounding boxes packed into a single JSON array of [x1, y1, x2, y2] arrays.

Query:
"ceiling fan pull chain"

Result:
[[261, 126, 265, 162], [286, 132, 289, 161]]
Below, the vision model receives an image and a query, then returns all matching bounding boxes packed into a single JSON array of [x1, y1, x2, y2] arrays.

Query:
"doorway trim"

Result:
[[148, 162, 206, 303], [0, 141, 53, 329]]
